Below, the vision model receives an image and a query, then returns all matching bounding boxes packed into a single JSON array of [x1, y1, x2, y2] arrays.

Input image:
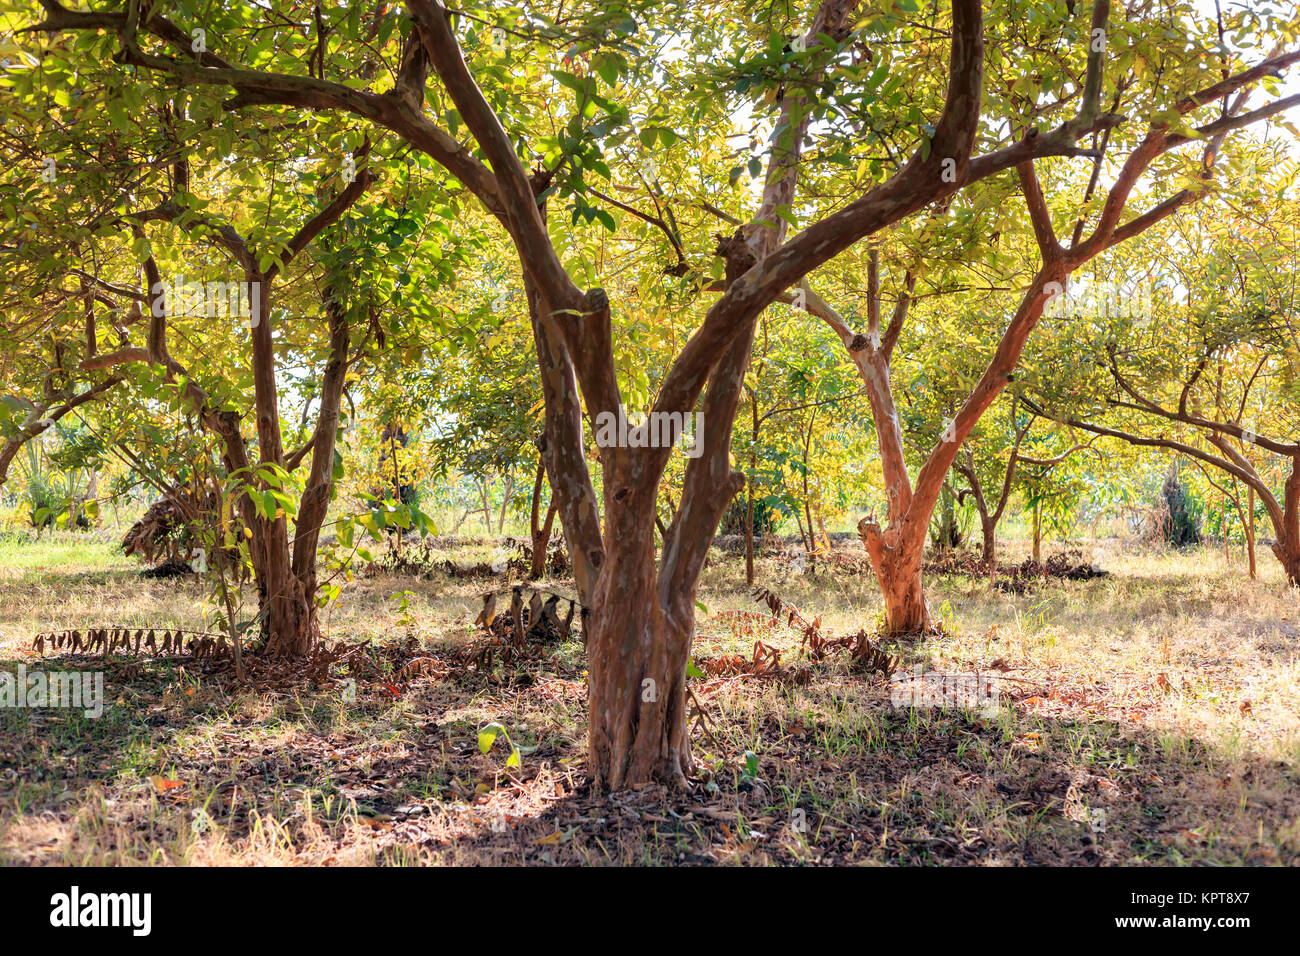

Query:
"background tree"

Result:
[[798, 4, 1300, 631], [1028, 178, 1300, 583]]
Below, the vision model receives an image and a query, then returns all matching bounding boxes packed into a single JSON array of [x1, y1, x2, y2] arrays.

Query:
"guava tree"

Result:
[[0, 35, 456, 654], [794, 2, 1300, 631], [1028, 183, 1300, 584], [949, 397, 1092, 564], [730, 303, 870, 580], [23, 0, 1299, 788]]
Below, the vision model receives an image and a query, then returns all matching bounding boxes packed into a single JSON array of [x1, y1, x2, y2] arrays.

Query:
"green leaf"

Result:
[[593, 52, 622, 87], [478, 722, 503, 754]]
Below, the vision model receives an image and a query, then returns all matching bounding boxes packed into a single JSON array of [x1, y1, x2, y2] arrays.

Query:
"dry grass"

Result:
[[0, 531, 1297, 865]]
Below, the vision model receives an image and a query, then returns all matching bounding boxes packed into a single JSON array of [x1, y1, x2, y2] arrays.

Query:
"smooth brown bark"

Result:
[[979, 515, 997, 565], [1248, 485, 1257, 580], [858, 517, 934, 634], [528, 459, 558, 579], [586, 521, 694, 790], [813, 66, 1266, 631]]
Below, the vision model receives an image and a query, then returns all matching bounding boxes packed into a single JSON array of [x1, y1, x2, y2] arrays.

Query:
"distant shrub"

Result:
[[720, 495, 783, 536], [1155, 466, 1202, 547]]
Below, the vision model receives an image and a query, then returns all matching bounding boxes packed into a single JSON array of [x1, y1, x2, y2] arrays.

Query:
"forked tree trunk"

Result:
[[75, 159, 371, 665], [585, 519, 694, 789], [824, 258, 1067, 636], [955, 433, 1028, 569], [580, 281, 754, 789], [259, 530, 320, 658], [858, 518, 935, 635], [516, 0, 979, 789], [244, 270, 320, 660]]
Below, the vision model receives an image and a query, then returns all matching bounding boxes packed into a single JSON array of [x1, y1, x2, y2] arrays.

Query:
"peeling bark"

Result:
[[859, 517, 934, 635]]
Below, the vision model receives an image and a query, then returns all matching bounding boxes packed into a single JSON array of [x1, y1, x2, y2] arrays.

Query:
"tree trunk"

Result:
[[263, 570, 320, 657], [583, 279, 753, 790], [1273, 540, 1300, 587], [1223, 488, 1232, 561], [478, 479, 493, 534], [519, 0, 977, 790], [1282, 464, 1300, 587], [746, 394, 758, 585], [859, 518, 935, 635], [873, 553, 933, 634], [528, 460, 557, 579], [1247, 485, 1257, 580], [1032, 502, 1042, 563], [801, 415, 816, 572], [745, 478, 755, 585], [803, 499, 816, 572], [935, 485, 959, 552], [585, 524, 693, 790], [280, 275, 351, 658], [243, 270, 321, 659], [497, 475, 515, 533], [1271, 459, 1300, 587], [980, 514, 996, 565]]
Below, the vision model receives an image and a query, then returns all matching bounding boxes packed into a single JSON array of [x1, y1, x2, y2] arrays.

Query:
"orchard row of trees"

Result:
[[2, 0, 1298, 787]]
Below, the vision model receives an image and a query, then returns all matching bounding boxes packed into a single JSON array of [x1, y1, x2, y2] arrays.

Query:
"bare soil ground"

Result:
[[0, 532, 1296, 865]]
